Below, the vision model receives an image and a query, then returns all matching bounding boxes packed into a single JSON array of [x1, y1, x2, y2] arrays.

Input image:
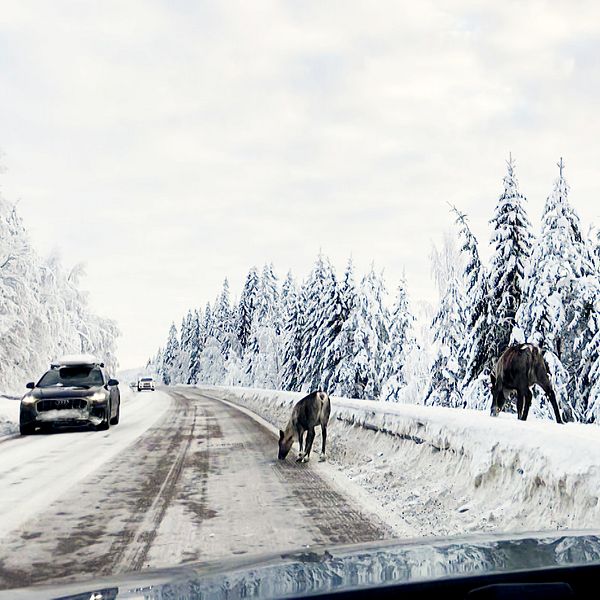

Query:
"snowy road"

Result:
[[0, 387, 389, 591]]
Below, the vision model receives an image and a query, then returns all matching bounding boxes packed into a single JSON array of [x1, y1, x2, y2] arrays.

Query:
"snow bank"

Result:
[[0, 394, 20, 437], [206, 386, 600, 537]]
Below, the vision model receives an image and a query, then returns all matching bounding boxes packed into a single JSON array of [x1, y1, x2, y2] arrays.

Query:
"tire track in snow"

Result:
[[109, 397, 199, 572]]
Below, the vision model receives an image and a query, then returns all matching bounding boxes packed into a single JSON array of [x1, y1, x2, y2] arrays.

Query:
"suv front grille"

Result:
[[37, 399, 88, 412]]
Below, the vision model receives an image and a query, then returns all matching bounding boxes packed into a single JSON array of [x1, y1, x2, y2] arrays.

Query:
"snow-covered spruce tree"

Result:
[[222, 291, 244, 386], [214, 278, 235, 361], [280, 270, 297, 324], [331, 266, 390, 400], [161, 323, 180, 385], [381, 272, 416, 402], [323, 258, 358, 392], [202, 302, 214, 342], [487, 154, 533, 364], [281, 271, 304, 391], [223, 329, 244, 386], [449, 207, 491, 409], [324, 258, 356, 396], [197, 302, 225, 384], [516, 159, 598, 421], [593, 227, 600, 272], [572, 279, 600, 421], [187, 309, 204, 384], [580, 286, 600, 422], [559, 189, 600, 421], [151, 347, 164, 381], [237, 267, 259, 354], [400, 300, 435, 404], [424, 266, 467, 408], [198, 335, 225, 385], [178, 310, 194, 383], [298, 254, 346, 392], [244, 264, 283, 389], [451, 209, 487, 375]]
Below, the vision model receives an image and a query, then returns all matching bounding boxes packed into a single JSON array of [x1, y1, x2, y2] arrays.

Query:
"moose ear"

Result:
[[279, 430, 284, 440]]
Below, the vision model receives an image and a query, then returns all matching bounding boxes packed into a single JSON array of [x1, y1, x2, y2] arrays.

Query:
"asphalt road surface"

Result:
[[0, 387, 389, 591]]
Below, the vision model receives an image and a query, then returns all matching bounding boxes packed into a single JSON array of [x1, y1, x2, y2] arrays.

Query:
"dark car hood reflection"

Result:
[[5, 530, 600, 600]]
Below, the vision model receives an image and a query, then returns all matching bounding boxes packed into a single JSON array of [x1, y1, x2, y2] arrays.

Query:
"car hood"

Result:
[[3, 530, 600, 600], [29, 386, 104, 400]]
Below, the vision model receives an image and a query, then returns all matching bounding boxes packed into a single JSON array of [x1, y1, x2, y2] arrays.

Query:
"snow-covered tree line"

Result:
[[153, 156, 600, 422], [0, 193, 119, 392], [150, 259, 415, 401], [425, 156, 600, 423]]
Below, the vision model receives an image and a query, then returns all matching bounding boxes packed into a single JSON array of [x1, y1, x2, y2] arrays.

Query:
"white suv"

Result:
[[137, 377, 155, 391]]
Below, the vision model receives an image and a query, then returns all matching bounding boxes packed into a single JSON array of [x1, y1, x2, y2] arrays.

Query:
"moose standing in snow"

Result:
[[490, 343, 563, 423], [278, 391, 331, 462]]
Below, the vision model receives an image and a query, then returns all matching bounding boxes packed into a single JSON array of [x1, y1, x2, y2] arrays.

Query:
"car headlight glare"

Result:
[[21, 395, 36, 405], [88, 392, 106, 403]]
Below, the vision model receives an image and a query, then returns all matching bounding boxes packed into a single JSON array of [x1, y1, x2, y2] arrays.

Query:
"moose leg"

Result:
[[547, 389, 563, 424], [516, 391, 525, 421], [535, 361, 563, 424], [303, 427, 316, 462], [296, 426, 305, 462], [521, 388, 532, 422], [319, 425, 327, 462]]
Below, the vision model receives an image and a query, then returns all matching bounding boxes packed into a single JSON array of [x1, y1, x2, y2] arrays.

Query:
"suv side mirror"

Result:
[[26, 381, 35, 389], [107, 379, 119, 387]]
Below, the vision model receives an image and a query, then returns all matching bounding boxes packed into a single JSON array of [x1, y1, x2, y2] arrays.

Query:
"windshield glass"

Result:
[[140, 378, 153, 382], [37, 366, 104, 388]]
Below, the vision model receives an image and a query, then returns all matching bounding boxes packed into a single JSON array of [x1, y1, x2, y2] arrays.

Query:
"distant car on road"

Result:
[[138, 376, 155, 391], [20, 355, 120, 435]]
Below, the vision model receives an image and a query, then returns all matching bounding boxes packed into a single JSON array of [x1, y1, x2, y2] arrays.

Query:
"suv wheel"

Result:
[[20, 422, 35, 435], [110, 402, 120, 425], [97, 402, 111, 431]]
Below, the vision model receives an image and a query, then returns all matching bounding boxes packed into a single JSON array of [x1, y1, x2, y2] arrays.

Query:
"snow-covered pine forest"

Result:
[[151, 157, 600, 423], [0, 192, 119, 392]]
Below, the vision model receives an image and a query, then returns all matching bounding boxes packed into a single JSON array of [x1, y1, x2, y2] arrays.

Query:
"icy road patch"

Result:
[[206, 386, 600, 537]]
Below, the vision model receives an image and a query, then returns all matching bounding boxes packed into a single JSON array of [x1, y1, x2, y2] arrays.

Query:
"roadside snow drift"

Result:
[[0, 395, 19, 437], [205, 386, 600, 537]]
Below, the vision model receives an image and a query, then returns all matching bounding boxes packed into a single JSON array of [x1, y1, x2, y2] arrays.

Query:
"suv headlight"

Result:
[[22, 395, 36, 405], [88, 392, 107, 403]]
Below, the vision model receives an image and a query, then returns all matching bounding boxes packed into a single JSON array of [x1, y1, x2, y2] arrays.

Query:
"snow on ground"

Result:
[[0, 393, 20, 437], [208, 386, 600, 538]]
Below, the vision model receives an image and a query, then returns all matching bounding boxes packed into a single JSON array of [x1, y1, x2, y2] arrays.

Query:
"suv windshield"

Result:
[[37, 366, 104, 388], [140, 378, 153, 382]]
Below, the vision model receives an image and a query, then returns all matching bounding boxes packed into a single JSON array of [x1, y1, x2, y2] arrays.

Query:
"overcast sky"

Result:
[[1, 1, 600, 369]]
